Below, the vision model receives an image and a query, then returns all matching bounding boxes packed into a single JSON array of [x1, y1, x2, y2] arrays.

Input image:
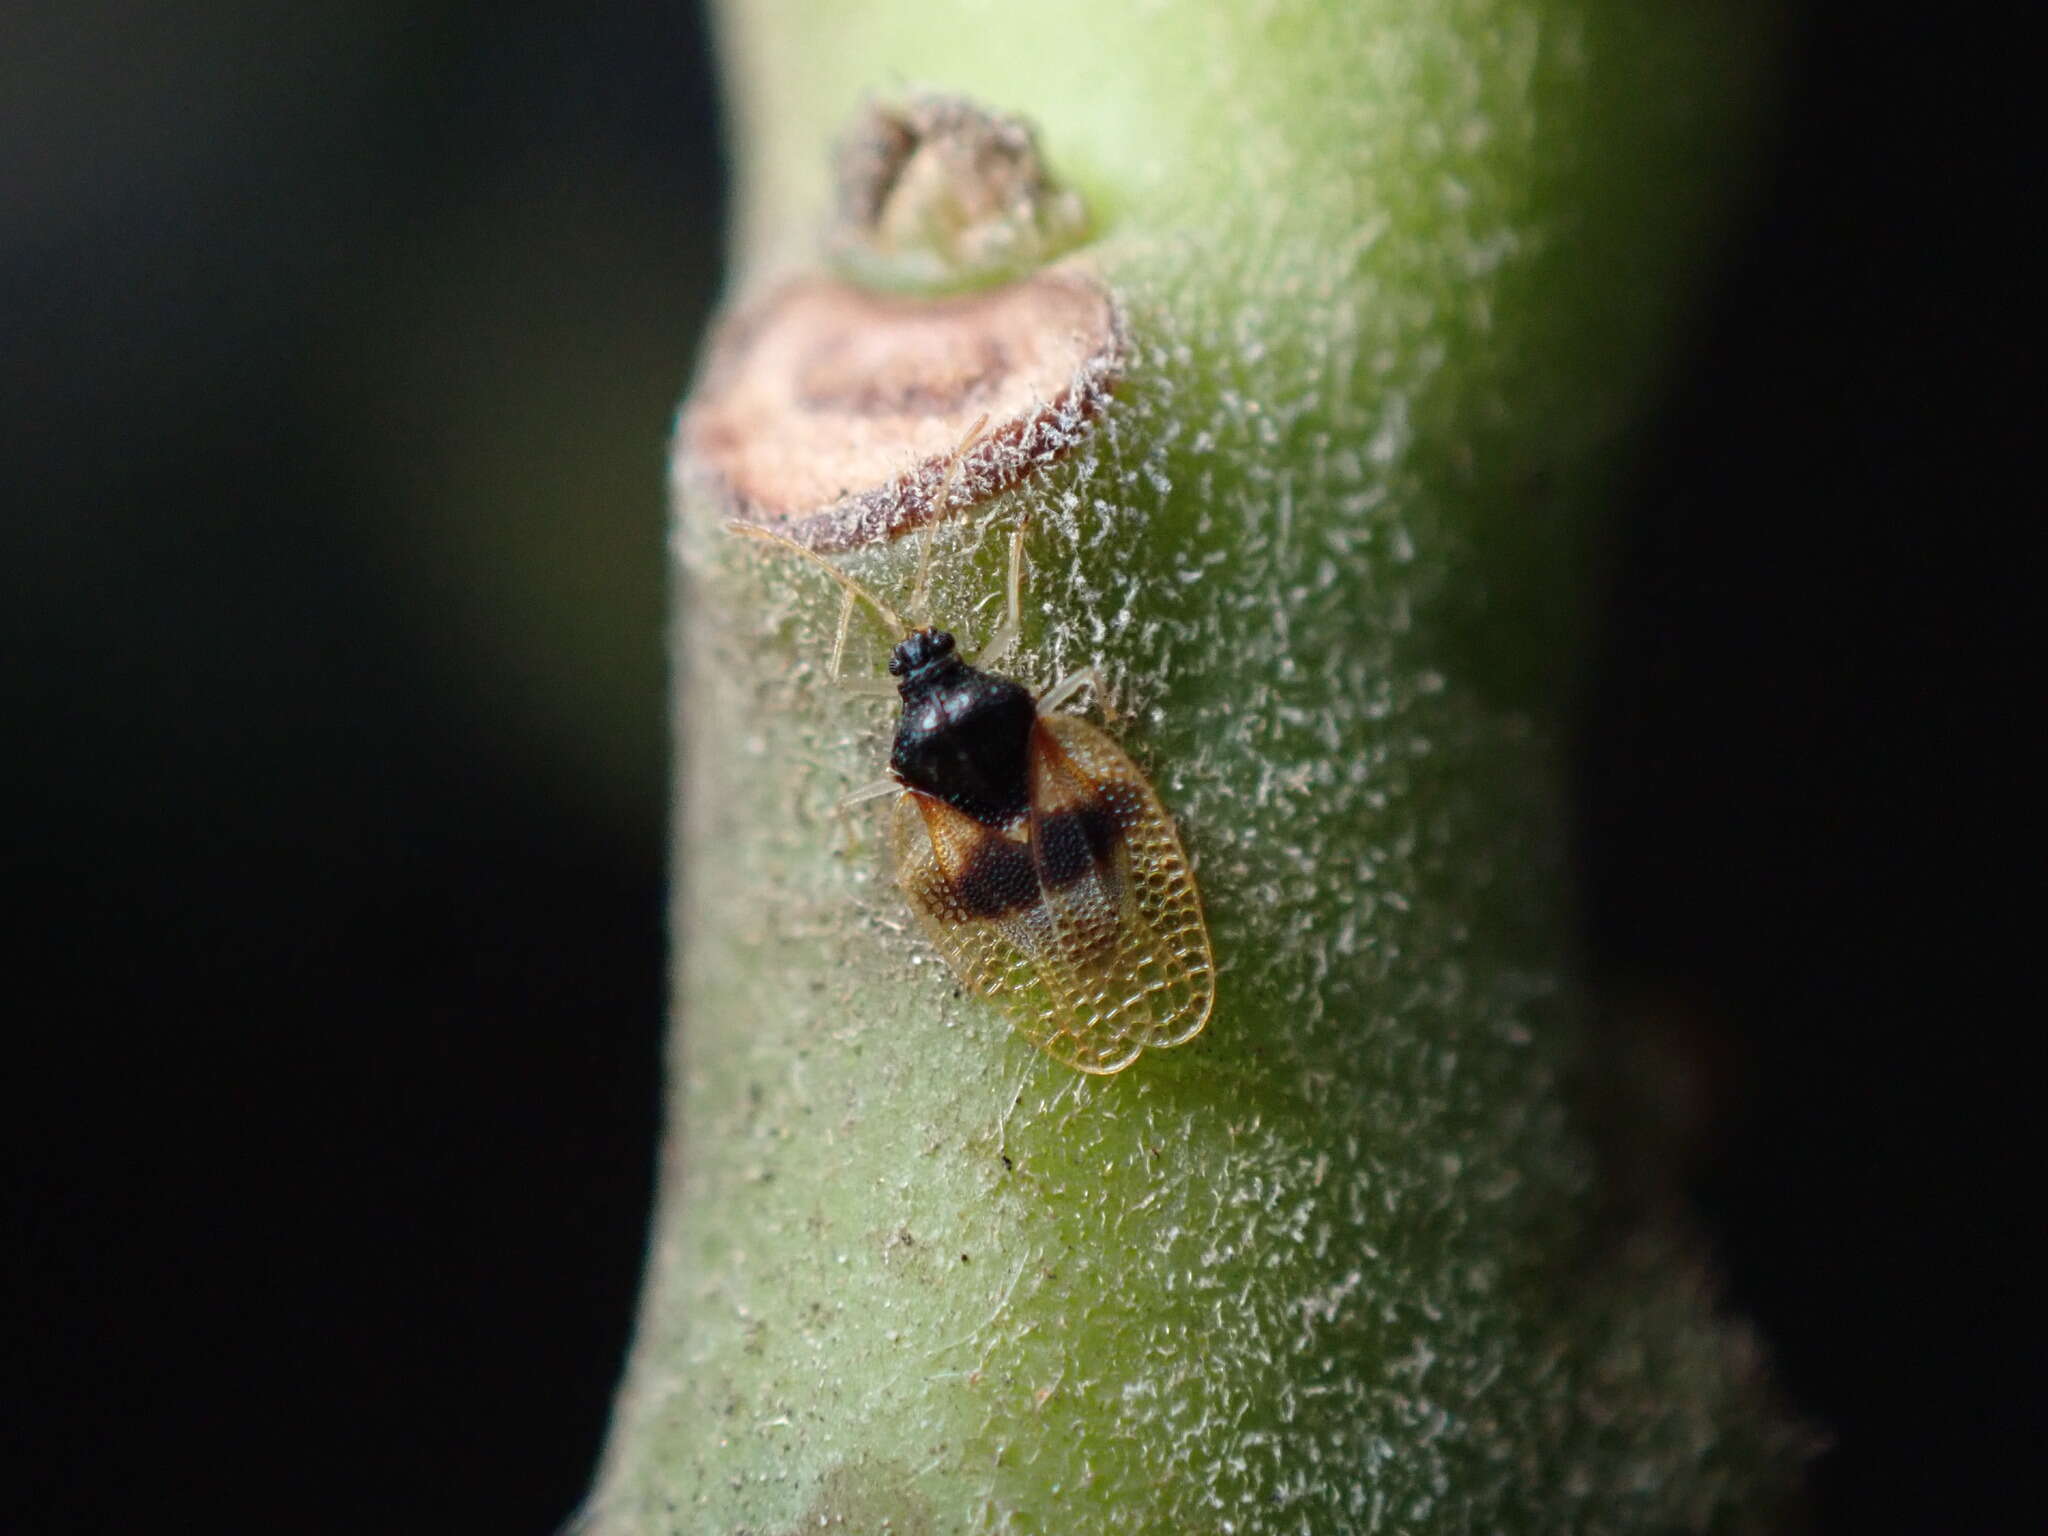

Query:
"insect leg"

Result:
[[837, 778, 901, 812], [971, 520, 1029, 670], [1036, 665, 1114, 720], [822, 592, 895, 692], [827, 585, 856, 681], [819, 581, 901, 692]]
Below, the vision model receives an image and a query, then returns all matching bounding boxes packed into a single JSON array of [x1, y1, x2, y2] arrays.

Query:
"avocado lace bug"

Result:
[[733, 433, 1213, 1074]]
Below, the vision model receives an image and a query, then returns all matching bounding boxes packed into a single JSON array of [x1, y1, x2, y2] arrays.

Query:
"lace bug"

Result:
[[733, 433, 1213, 1074]]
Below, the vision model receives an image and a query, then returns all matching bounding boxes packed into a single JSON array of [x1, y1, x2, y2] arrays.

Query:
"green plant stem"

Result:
[[585, 3, 1806, 1531]]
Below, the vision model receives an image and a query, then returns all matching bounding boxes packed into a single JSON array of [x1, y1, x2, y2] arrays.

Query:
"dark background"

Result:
[[5, 4, 2030, 1533]]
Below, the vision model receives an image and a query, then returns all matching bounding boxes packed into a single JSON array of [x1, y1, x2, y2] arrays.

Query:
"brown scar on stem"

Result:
[[679, 266, 1121, 552]]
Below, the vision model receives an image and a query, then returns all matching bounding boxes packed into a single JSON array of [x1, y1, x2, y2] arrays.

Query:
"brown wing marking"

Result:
[[1029, 715, 1214, 1059], [889, 791, 1077, 1055], [886, 717, 1215, 1075]]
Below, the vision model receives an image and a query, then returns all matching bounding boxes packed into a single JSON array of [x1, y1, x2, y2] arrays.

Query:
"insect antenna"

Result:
[[908, 412, 990, 628], [828, 585, 858, 682], [728, 521, 909, 638]]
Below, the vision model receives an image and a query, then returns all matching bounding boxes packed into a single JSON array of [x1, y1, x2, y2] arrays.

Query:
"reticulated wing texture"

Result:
[[888, 714, 1212, 1074]]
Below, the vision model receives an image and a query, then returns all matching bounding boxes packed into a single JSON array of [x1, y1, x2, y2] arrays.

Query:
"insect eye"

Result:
[[931, 631, 956, 657]]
